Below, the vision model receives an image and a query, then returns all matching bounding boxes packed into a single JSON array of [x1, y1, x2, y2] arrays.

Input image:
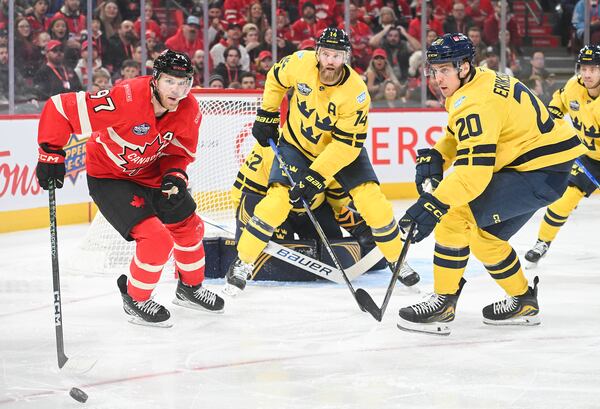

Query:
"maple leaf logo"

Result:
[[117, 135, 166, 176], [130, 195, 145, 208]]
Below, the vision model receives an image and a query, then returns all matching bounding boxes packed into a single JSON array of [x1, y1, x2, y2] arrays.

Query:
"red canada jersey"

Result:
[[37, 76, 201, 188]]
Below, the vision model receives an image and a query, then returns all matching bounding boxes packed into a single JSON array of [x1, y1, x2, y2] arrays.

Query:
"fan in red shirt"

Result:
[[290, 1, 328, 46], [35, 50, 225, 327]]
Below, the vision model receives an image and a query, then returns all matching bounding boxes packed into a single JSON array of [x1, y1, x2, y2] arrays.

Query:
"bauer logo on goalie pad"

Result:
[[297, 83, 312, 96], [275, 248, 334, 276], [132, 123, 151, 135]]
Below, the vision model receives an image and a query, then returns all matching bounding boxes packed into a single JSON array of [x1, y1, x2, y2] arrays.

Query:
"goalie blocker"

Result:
[[203, 236, 386, 281]]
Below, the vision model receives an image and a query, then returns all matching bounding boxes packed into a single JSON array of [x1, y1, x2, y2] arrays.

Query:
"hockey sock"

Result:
[[350, 182, 401, 262], [472, 227, 528, 296], [432, 243, 470, 295], [129, 217, 174, 301], [538, 186, 584, 243], [167, 213, 205, 286], [237, 184, 291, 263]]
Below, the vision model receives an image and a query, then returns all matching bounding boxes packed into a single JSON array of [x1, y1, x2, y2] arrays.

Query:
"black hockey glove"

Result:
[[160, 168, 189, 207], [289, 168, 326, 204], [399, 193, 449, 243], [252, 108, 280, 147], [36, 143, 66, 190], [415, 148, 444, 195]]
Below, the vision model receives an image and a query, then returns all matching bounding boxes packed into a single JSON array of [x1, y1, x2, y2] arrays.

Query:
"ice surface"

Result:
[[1, 198, 599, 409]]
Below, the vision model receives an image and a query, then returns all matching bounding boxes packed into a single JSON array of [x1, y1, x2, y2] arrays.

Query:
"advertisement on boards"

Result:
[[0, 119, 90, 211]]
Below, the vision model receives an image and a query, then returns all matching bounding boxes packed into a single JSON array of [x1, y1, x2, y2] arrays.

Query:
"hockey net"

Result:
[[65, 90, 263, 274]]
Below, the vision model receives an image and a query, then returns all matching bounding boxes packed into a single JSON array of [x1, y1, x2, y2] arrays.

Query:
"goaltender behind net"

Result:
[[226, 140, 420, 293], [395, 33, 587, 335], [224, 27, 413, 296], [35, 50, 225, 328]]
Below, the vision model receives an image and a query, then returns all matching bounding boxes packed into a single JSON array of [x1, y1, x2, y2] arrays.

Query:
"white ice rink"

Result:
[[1, 198, 599, 409]]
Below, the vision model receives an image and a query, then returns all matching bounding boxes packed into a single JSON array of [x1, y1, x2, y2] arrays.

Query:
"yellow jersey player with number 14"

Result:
[[223, 28, 411, 296], [396, 33, 586, 335]]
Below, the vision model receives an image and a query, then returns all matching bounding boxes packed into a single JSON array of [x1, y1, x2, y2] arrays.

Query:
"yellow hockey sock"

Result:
[[538, 186, 584, 243]]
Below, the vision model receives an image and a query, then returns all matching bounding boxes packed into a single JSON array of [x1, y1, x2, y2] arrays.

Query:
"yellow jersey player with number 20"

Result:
[[396, 33, 586, 335]]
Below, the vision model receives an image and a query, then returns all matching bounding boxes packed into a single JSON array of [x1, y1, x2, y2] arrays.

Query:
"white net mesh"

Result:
[[65, 91, 262, 274]]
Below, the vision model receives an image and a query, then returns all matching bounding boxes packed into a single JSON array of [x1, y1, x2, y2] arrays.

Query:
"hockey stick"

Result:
[[48, 181, 96, 374], [575, 158, 600, 189], [268, 140, 381, 318], [356, 223, 415, 322], [202, 216, 385, 283], [48, 180, 68, 369]]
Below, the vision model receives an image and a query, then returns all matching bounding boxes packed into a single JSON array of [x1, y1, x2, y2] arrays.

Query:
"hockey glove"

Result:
[[415, 148, 444, 195], [160, 168, 189, 206], [36, 143, 66, 190], [289, 168, 326, 204], [399, 193, 449, 243], [252, 108, 280, 147]]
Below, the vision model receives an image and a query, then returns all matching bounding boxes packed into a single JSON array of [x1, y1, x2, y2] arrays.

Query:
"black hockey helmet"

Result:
[[426, 33, 475, 67], [316, 28, 351, 52], [577, 45, 600, 67], [153, 49, 194, 80]]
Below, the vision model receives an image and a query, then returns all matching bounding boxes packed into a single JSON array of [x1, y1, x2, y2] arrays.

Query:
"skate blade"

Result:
[[126, 316, 173, 328], [221, 283, 243, 297], [524, 260, 539, 270], [483, 315, 541, 326], [397, 317, 451, 336], [172, 298, 224, 314]]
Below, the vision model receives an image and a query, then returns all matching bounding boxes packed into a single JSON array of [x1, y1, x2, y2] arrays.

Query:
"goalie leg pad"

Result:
[[128, 217, 174, 301], [166, 213, 205, 286]]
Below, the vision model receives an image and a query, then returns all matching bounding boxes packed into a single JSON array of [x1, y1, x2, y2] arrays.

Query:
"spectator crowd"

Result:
[[0, 0, 581, 112]]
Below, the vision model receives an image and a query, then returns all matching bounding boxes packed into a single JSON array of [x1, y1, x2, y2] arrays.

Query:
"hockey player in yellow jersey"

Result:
[[229, 141, 419, 289], [524, 45, 600, 268], [223, 28, 407, 296], [396, 33, 587, 335]]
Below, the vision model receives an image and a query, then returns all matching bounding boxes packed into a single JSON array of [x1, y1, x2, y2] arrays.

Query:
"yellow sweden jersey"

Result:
[[548, 75, 600, 161], [262, 50, 371, 181], [231, 142, 330, 212], [433, 67, 587, 208]]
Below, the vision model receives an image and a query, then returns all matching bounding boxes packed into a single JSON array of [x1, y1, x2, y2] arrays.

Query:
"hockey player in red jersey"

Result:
[[35, 50, 224, 327]]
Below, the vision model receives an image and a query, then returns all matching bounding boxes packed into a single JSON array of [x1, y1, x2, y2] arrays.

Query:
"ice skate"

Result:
[[482, 276, 540, 326], [397, 278, 466, 335], [398, 261, 420, 287], [222, 257, 254, 297], [524, 240, 550, 269], [173, 279, 224, 313], [117, 274, 172, 328]]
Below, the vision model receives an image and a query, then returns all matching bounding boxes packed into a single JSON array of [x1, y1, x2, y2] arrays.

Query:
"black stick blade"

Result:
[[355, 288, 382, 321]]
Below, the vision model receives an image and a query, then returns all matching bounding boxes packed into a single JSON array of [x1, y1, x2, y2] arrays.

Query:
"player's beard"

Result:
[[319, 64, 343, 85]]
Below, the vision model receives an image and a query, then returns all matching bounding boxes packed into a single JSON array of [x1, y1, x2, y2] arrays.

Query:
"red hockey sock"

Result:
[[167, 213, 205, 286], [128, 217, 174, 301]]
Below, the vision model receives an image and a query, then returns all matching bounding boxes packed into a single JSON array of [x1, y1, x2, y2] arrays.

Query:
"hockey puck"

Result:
[[69, 387, 88, 403]]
